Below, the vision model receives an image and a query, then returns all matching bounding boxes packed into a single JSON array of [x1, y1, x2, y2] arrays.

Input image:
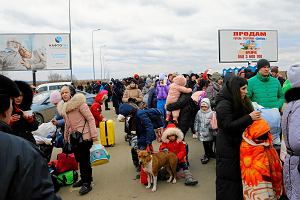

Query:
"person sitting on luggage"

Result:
[[9, 80, 38, 144], [159, 123, 198, 186], [119, 103, 164, 171], [90, 90, 108, 128], [57, 85, 98, 195]]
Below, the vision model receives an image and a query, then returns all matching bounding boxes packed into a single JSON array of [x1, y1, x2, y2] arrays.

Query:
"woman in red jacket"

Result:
[[159, 124, 198, 186]]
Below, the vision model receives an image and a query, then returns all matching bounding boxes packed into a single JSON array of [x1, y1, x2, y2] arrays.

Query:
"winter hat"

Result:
[[256, 59, 270, 70], [119, 103, 135, 117], [211, 72, 222, 82], [287, 64, 300, 88], [206, 69, 214, 76], [173, 75, 187, 86], [134, 74, 139, 79], [191, 91, 206, 105], [200, 98, 210, 108], [161, 123, 184, 143], [49, 90, 62, 104], [159, 73, 165, 81]]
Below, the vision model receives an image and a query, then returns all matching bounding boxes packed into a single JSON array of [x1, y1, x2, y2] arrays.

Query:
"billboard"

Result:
[[0, 33, 70, 71], [219, 30, 278, 63]]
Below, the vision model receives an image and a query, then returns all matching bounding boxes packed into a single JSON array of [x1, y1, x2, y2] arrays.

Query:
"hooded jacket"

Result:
[[194, 98, 214, 142], [159, 127, 186, 163], [58, 93, 98, 142], [247, 73, 284, 109], [156, 81, 169, 100], [215, 81, 253, 200], [10, 81, 38, 144], [282, 87, 300, 200], [166, 93, 199, 135], [240, 119, 283, 199], [119, 104, 164, 147], [122, 85, 143, 103], [90, 90, 108, 127], [166, 75, 192, 105], [0, 121, 61, 200]]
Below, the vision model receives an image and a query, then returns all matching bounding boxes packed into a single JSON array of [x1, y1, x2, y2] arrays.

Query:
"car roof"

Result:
[[36, 82, 72, 89]]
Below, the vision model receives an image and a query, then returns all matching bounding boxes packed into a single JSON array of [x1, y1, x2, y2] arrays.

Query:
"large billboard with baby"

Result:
[[0, 33, 70, 71], [218, 30, 278, 63]]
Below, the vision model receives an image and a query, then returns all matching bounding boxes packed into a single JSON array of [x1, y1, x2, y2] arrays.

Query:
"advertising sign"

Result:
[[219, 30, 278, 63], [0, 33, 70, 71]]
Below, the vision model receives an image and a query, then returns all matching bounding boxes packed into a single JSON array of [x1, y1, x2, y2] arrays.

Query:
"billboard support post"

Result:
[[32, 70, 37, 87]]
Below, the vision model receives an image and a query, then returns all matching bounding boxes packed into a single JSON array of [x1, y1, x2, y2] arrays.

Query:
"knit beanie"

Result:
[[256, 59, 270, 70], [287, 64, 300, 88], [50, 90, 62, 104], [211, 72, 222, 82]]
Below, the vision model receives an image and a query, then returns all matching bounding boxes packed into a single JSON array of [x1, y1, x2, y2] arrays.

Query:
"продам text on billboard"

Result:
[[0, 33, 70, 71], [218, 30, 278, 63]]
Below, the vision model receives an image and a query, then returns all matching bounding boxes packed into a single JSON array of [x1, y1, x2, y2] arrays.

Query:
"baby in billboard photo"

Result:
[[19, 46, 47, 70]]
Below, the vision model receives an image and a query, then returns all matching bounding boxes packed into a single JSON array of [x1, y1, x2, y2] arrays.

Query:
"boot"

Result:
[[73, 179, 83, 188], [183, 170, 198, 186], [79, 183, 92, 195]]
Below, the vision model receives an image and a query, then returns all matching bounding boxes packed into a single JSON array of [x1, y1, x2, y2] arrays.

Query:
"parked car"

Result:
[[32, 90, 95, 125], [36, 82, 72, 93]]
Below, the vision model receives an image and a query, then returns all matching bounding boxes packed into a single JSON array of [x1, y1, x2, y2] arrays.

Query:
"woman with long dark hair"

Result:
[[215, 76, 261, 200]]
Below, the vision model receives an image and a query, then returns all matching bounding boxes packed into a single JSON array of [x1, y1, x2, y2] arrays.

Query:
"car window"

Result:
[[49, 85, 60, 90], [33, 92, 49, 104], [37, 86, 47, 93]]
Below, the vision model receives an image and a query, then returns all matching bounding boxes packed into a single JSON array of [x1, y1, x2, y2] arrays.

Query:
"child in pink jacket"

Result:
[[166, 75, 192, 122]]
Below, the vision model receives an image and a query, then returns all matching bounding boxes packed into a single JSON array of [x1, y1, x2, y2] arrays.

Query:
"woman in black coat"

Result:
[[215, 76, 261, 200]]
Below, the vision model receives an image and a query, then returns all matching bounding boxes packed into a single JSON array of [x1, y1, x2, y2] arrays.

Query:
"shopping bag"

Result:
[[32, 122, 56, 137], [56, 153, 78, 173], [90, 143, 110, 166]]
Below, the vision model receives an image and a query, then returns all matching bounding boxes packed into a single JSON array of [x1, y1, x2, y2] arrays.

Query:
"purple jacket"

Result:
[[156, 82, 169, 100]]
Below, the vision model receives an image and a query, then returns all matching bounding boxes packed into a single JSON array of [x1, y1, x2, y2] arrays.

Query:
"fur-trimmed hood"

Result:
[[161, 127, 184, 143], [60, 93, 86, 116]]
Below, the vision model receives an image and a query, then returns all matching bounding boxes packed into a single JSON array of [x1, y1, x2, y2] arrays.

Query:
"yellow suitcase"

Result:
[[99, 120, 115, 147]]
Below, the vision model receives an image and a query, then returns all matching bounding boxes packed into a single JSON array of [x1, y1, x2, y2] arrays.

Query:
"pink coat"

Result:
[[58, 93, 98, 142], [166, 75, 192, 105]]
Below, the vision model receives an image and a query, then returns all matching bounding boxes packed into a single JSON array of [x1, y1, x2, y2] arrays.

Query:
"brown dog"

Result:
[[138, 150, 178, 192]]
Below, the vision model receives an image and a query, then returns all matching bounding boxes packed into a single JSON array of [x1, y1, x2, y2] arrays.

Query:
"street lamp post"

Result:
[[99, 45, 106, 80], [92, 28, 101, 80]]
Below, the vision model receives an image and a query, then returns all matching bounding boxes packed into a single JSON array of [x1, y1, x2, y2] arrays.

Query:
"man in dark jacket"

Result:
[[0, 74, 61, 200], [166, 92, 199, 136]]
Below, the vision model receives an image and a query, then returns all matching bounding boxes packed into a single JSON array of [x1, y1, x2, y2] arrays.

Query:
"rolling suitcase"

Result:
[[99, 120, 115, 147]]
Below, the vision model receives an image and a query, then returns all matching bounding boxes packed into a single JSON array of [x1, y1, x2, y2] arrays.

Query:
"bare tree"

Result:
[[48, 72, 63, 82]]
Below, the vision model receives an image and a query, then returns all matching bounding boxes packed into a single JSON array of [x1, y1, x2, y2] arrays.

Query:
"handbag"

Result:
[[70, 121, 86, 149], [90, 143, 110, 166], [63, 142, 73, 154], [56, 152, 78, 173]]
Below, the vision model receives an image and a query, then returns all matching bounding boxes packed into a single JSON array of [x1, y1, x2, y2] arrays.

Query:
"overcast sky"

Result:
[[1, 0, 299, 81]]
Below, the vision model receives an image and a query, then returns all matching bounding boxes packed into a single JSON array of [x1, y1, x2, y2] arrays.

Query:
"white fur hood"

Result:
[[60, 93, 86, 116], [161, 127, 184, 143]]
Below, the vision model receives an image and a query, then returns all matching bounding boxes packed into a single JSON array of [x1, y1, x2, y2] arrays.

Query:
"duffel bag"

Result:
[[56, 153, 78, 173]]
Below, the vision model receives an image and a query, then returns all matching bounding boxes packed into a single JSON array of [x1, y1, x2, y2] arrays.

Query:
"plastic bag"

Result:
[[261, 108, 281, 145], [32, 122, 56, 138], [90, 143, 110, 166]]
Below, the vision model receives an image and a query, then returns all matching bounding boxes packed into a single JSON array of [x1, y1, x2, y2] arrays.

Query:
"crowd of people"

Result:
[[1, 58, 299, 200]]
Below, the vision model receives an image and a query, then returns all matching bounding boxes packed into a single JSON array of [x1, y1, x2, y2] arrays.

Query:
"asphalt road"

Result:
[[55, 106, 216, 200]]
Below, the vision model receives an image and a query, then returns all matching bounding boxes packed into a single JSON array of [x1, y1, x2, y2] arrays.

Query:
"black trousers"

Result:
[[74, 140, 93, 183], [203, 141, 214, 157], [105, 99, 110, 109]]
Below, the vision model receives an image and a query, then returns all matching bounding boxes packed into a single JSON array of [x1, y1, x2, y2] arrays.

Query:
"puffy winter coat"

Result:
[[159, 127, 186, 163], [156, 82, 169, 100], [58, 93, 98, 142], [282, 87, 300, 200], [119, 104, 164, 147], [215, 82, 253, 200], [194, 105, 214, 141], [122, 85, 143, 103], [0, 121, 61, 200], [90, 91, 107, 127], [147, 87, 157, 108], [247, 73, 284, 109], [166, 93, 199, 135]]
